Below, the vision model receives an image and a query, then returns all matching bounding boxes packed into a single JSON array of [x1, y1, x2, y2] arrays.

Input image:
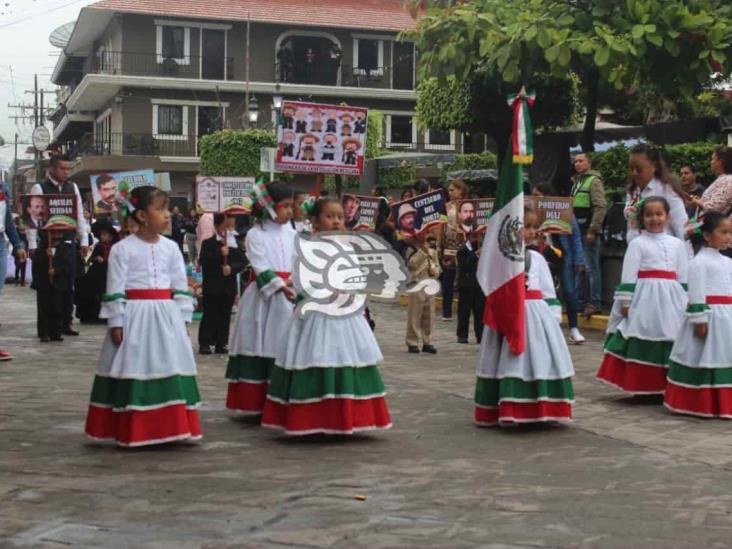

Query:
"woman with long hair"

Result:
[[440, 179, 469, 321]]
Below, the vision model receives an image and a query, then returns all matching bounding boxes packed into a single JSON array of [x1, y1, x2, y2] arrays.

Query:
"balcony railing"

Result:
[[69, 133, 199, 158], [275, 62, 410, 90], [85, 51, 235, 81]]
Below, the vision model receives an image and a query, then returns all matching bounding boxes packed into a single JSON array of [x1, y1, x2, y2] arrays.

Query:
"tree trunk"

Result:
[[581, 68, 600, 152]]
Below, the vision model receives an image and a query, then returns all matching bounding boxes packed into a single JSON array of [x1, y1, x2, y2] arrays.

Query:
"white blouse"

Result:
[[245, 220, 296, 297], [687, 247, 732, 323], [101, 235, 193, 326], [625, 178, 688, 243], [620, 232, 688, 293], [527, 249, 561, 322]]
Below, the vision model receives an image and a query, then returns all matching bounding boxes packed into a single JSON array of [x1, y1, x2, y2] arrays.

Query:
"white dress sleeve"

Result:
[[169, 241, 194, 323], [533, 251, 561, 323], [616, 238, 641, 304], [666, 189, 689, 241], [675, 239, 689, 287], [73, 183, 88, 245], [100, 242, 127, 328], [246, 228, 285, 298], [686, 258, 709, 324]]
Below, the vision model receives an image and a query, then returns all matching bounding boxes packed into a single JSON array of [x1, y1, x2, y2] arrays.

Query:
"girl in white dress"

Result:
[[226, 182, 297, 416], [625, 144, 688, 243], [665, 212, 732, 417], [597, 197, 688, 394], [474, 207, 575, 426], [262, 198, 391, 435], [84, 186, 201, 447]]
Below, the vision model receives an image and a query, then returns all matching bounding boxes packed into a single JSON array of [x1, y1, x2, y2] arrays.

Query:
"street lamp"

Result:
[[272, 94, 283, 110], [248, 95, 259, 126]]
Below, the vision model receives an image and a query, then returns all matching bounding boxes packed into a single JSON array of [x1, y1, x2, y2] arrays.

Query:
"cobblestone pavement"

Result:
[[3, 284, 732, 548]]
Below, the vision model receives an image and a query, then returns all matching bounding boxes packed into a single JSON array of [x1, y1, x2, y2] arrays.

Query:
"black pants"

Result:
[[14, 256, 26, 285], [36, 288, 66, 339], [198, 293, 235, 349], [457, 286, 484, 342]]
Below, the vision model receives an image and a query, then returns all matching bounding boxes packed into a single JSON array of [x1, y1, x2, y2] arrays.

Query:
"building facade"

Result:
[[49, 0, 462, 199]]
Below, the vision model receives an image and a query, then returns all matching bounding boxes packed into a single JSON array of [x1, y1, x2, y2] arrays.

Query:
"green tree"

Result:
[[199, 129, 277, 178], [408, 0, 732, 152]]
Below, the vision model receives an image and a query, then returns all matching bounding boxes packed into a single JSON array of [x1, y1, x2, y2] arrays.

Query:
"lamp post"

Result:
[[248, 95, 260, 127]]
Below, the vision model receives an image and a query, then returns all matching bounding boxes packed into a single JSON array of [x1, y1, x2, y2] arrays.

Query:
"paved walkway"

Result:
[[2, 284, 732, 548]]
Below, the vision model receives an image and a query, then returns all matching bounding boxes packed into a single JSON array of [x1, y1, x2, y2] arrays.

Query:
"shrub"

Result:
[[199, 129, 278, 178]]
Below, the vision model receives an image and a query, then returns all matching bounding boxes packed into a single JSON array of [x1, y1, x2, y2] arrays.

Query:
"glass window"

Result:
[[358, 39, 379, 71], [390, 116, 413, 145], [158, 106, 184, 135], [429, 129, 451, 146], [162, 27, 185, 60]]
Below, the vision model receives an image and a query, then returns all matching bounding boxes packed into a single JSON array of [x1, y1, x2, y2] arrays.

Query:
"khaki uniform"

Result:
[[406, 246, 442, 347]]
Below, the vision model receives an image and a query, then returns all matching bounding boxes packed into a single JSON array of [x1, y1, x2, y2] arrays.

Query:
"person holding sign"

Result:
[[198, 213, 244, 355], [405, 233, 441, 354], [84, 186, 202, 447], [29, 154, 88, 341], [441, 180, 469, 321]]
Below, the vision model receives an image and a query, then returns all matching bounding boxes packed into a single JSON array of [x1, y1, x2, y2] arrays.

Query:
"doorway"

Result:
[[202, 29, 226, 80]]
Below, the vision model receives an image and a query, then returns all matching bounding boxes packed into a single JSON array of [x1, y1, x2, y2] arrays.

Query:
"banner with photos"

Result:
[[276, 100, 368, 176], [459, 196, 573, 234], [90, 170, 156, 215]]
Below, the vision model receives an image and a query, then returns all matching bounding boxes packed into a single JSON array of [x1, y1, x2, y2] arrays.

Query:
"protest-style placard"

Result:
[[526, 196, 574, 234], [90, 170, 156, 215], [342, 194, 383, 231], [276, 100, 368, 177], [456, 199, 495, 234], [20, 194, 78, 231], [391, 190, 447, 238], [195, 176, 255, 215]]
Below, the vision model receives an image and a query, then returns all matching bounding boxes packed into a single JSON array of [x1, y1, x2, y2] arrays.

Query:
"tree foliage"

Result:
[[408, 0, 732, 151], [199, 129, 278, 178]]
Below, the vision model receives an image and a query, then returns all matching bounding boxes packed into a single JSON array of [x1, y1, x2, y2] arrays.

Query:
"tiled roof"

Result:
[[88, 0, 419, 32]]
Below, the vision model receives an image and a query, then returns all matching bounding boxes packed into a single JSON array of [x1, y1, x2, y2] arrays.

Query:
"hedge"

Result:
[[199, 129, 278, 178], [592, 141, 719, 190]]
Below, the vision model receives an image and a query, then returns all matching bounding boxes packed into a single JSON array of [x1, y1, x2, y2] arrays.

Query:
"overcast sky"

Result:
[[0, 0, 97, 171]]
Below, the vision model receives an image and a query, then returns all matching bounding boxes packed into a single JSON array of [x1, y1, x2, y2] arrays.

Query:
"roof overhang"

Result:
[[53, 113, 96, 142], [51, 8, 115, 85], [66, 74, 417, 111]]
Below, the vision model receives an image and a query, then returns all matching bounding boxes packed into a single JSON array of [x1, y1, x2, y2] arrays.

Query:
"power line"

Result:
[[0, 0, 88, 29]]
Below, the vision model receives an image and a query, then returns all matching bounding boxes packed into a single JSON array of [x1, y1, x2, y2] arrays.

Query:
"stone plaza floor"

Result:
[[2, 284, 732, 548]]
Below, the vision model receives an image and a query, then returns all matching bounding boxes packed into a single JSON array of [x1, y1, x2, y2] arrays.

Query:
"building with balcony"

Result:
[[49, 0, 466, 199]]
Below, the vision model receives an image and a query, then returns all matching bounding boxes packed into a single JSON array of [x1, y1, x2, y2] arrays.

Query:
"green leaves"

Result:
[[199, 129, 278, 178], [594, 47, 610, 67]]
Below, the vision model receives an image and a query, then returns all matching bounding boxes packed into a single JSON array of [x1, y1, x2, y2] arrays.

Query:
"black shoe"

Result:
[[457, 338, 469, 344], [63, 327, 79, 336], [50, 335, 64, 342], [408, 345, 420, 354], [40, 336, 50, 343], [215, 346, 229, 354], [199, 346, 212, 355], [422, 345, 437, 354]]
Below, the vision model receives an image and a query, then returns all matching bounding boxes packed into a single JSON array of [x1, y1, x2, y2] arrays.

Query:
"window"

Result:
[[387, 115, 415, 148], [425, 128, 454, 151], [153, 104, 188, 140], [353, 38, 383, 76], [156, 25, 190, 64]]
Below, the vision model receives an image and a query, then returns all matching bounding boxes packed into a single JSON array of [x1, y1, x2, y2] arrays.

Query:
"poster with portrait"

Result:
[[391, 190, 447, 238], [195, 176, 255, 214], [90, 169, 156, 215], [456, 199, 495, 234], [20, 194, 78, 231], [526, 196, 574, 234], [276, 100, 368, 177], [342, 194, 382, 231]]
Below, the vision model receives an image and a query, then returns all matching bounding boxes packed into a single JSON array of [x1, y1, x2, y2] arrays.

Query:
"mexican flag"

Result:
[[477, 150, 526, 355]]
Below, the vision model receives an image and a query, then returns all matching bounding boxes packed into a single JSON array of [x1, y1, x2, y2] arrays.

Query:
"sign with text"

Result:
[[90, 170, 156, 215], [391, 190, 447, 238], [526, 196, 574, 234], [20, 193, 78, 231], [342, 194, 382, 231], [195, 176, 255, 215], [276, 100, 368, 177]]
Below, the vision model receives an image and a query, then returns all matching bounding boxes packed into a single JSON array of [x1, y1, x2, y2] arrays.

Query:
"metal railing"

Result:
[[69, 133, 199, 158], [274, 62, 411, 89], [85, 51, 234, 81]]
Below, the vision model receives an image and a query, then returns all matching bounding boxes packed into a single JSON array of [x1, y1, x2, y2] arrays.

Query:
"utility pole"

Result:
[[244, 12, 250, 130]]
